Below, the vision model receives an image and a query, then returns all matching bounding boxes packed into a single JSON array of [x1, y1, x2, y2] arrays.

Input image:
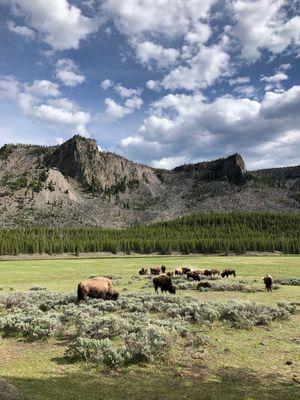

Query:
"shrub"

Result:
[[65, 337, 123, 367], [122, 325, 173, 364], [0, 307, 61, 339], [275, 278, 300, 286]]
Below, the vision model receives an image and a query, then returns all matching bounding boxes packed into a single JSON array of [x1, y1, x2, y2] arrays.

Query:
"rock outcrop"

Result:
[[0, 135, 299, 228]]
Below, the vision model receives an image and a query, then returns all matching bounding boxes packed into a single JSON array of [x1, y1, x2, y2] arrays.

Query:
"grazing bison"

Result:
[[175, 268, 183, 275], [203, 269, 212, 276], [181, 267, 191, 274], [263, 274, 273, 292], [166, 271, 174, 277], [139, 267, 148, 275], [197, 281, 213, 289], [221, 269, 236, 278], [153, 275, 176, 294], [77, 277, 119, 303], [211, 269, 220, 275], [150, 266, 161, 275], [161, 265, 167, 273], [187, 271, 201, 281]]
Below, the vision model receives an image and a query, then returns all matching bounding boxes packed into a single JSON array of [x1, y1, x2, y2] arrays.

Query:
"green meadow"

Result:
[[0, 255, 299, 400]]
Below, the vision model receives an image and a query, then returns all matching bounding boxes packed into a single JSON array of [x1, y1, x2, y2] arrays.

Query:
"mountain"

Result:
[[0, 135, 299, 227]]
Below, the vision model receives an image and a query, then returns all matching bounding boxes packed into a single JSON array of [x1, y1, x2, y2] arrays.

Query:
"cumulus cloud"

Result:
[[7, 20, 36, 39], [55, 58, 85, 87], [0, 75, 90, 135], [134, 41, 179, 69], [260, 72, 288, 83], [104, 98, 132, 120], [117, 85, 300, 168], [101, 79, 114, 90], [103, 92, 143, 121], [229, 76, 250, 86], [161, 44, 230, 91], [102, 0, 216, 38], [231, 0, 300, 61], [114, 84, 142, 98], [3, 0, 101, 50]]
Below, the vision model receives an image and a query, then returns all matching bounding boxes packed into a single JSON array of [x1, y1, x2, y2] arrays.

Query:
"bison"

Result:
[[221, 269, 236, 278], [77, 277, 119, 303], [150, 266, 161, 275], [211, 269, 220, 275], [181, 267, 191, 274], [197, 281, 212, 289], [203, 269, 213, 276], [175, 268, 183, 275], [263, 274, 273, 292], [166, 271, 174, 277], [139, 267, 148, 275], [153, 275, 176, 294], [161, 265, 167, 273], [187, 271, 201, 281]]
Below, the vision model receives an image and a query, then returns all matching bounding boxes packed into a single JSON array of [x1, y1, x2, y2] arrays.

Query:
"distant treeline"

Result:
[[0, 212, 299, 255]]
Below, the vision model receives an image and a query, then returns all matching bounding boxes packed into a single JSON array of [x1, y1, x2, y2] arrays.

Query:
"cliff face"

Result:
[[0, 135, 299, 228]]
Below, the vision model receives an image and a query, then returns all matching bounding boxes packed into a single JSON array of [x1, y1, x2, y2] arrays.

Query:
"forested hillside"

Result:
[[0, 212, 299, 255]]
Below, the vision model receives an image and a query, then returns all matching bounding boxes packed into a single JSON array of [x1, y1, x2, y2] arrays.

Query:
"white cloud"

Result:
[[114, 84, 142, 98], [55, 58, 85, 87], [24, 80, 60, 97], [229, 76, 250, 86], [152, 155, 188, 169], [233, 85, 256, 97], [161, 44, 230, 91], [4, 0, 101, 50], [101, 79, 114, 90], [260, 72, 288, 83], [118, 85, 300, 167], [134, 41, 179, 69], [124, 96, 143, 109], [0, 75, 20, 99], [102, 0, 216, 38], [146, 80, 161, 91], [231, 0, 300, 61], [7, 20, 36, 39], [104, 98, 132, 120], [0, 75, 90, 135]]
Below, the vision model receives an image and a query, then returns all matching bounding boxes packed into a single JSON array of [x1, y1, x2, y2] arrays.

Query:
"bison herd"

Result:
[[76, 267, 274, 303]]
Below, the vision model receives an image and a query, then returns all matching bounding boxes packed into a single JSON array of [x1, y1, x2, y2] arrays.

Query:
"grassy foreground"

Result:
[[0, 255, 299, 400]]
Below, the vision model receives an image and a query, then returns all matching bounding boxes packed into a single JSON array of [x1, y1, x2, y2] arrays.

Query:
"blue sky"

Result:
[[0, 0, 300, 170]]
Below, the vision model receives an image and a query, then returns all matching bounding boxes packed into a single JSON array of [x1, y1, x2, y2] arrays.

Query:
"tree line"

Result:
[[0, 212, 299, 255]]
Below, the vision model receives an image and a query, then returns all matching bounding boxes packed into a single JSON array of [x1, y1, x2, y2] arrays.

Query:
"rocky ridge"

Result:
[[0, 135, 299, 227]]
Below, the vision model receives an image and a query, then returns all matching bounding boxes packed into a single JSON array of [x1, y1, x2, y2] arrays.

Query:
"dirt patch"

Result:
[[0, 380, 23, 400]]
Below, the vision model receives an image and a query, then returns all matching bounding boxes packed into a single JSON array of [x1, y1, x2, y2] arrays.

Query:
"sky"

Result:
[[0, 0, 300, 170]]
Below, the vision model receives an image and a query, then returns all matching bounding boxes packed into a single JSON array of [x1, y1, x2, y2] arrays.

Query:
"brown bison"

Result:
[[139, 267, 148, 275], [187, 271, 201, 281], [181, 267, 191, 274], [150, 266, 161, 275], [161, 265, 167, 273], [263, 274, 273, 292], [77, 277, 119, 303], [203, 269, 213, 276], [175, 268, 183, 275], [153, 275, 176, 294], [166, 271, 174, 277], [221, 269, 236, 278], [211, 269, 220, 275], [197, 281, 213, 289]]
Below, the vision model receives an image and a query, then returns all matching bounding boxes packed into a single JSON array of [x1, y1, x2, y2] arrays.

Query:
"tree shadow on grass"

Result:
[[2, 365, 300, 400]]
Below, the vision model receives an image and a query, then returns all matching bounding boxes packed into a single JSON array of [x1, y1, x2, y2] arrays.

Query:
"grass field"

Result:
[[0, 255, 299, 400]]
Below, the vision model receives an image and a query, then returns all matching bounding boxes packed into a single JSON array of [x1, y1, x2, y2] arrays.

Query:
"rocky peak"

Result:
[[173, 153, 246, 181], [46, 135, 100, 186]]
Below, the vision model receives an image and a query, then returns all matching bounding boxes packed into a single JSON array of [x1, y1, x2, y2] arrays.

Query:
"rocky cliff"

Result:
[[0, 135, 299, 227]]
